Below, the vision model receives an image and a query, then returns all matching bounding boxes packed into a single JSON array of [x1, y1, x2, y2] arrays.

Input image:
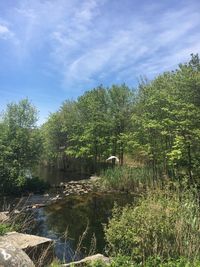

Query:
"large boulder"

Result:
[[0, 240, 35, 267], [0, 232, 54, 267]]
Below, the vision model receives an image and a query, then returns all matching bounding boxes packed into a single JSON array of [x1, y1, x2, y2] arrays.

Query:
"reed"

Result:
[[101, 166, 154, 192]]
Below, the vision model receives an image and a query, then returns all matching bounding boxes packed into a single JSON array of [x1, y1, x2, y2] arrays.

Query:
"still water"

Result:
[[33, 192, 135, 263], [35, 166, 90, 185]]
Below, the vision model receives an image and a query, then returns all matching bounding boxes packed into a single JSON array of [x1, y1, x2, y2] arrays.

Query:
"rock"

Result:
[[0, 212, 9, 222], [62, 254, 110, 266], [13, 209, 20, 214], [0, 232, 54, 267], [31, 204, 47, 209], [0, 240, 35, 267], [51, 194, 60, 201], [90, 176, 101, 182]]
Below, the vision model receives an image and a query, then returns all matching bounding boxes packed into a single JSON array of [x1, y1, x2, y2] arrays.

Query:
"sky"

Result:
[[0, 0, 200, 124]]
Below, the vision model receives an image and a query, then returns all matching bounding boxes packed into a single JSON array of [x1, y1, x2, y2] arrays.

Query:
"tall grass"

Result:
[[101, 166, 154, 192], [0, 198, 36, 235]]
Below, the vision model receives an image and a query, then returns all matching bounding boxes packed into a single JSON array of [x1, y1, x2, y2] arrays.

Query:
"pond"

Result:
[[35, 166, 90, 185], [32, 192, 135, 263], [0, 167, 135, 263]]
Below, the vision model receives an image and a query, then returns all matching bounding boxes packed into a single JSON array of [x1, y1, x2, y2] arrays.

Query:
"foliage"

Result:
[[0, 223, 14, 235], [105, 186, 200, 263], [86, 255, 200, 266], [49, 259, 62, 267], [41, 54, 200, 184], [128, 54, 200, 182], [0, 99, 43, 194], [42, 84, 135, 170], [139, 257, 200, 267], [22, 176, 50, 194]]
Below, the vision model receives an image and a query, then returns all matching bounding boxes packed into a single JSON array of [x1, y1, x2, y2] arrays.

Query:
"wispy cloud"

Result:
[[0, 0, 200, 91], [0, 24, 14, 39]]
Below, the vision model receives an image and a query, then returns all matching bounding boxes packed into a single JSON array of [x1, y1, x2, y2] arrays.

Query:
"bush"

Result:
[[22, 176, 50, 194], [87, 255, 134, 267], [105, 186, 200, 263], [0, 223, 13, 235], [0, 174, 50, 196], [87, 255, 200, 267]]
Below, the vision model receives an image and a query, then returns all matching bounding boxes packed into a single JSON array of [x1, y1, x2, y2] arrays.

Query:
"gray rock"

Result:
[[0, 240, 35, 267], [0, 232, 54, 267], [0, 212, 9, 222], [90, 176, 101, 182]]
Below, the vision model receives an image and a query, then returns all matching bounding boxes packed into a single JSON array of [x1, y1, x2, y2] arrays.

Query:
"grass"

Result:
[[100, 166, 154, 192]]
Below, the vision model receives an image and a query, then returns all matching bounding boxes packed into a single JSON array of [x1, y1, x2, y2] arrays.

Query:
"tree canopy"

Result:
[[0, 99, 42, 193]]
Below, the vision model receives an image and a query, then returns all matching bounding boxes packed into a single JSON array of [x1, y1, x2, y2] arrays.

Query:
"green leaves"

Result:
[[42, 85, 135, 168], [0, 99, 42, 194], [42, 54, 200, 182], [105, 188, 200, 262], [129, 54, 200, 181]]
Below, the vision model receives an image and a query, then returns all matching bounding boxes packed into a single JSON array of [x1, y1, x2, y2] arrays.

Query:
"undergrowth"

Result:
[[105, 185, 200, 265]]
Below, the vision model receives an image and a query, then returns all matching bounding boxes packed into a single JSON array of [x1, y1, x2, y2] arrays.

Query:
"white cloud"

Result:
[[0, 0, 200, 90], [0, 24, 13, 39], [0, 25, 9, 34]]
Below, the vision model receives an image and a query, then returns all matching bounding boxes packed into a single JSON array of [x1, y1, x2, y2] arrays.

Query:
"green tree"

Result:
[[108, 84, 135, 165], [0, 99, 42, 194], [129, 54, 200, 182]]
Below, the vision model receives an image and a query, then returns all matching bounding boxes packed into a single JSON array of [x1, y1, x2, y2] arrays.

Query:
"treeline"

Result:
[[42, 54, 200, 183], [41, 84, 134, 169], [0, 54, 200, 194]]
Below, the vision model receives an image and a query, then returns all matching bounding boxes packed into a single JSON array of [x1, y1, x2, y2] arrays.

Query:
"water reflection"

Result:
[[33, 193, 135, 263], [35, 166, 90, 185]]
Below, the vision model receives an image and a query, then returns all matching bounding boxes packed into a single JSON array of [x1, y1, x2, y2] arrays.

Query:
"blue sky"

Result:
[[0, 0, 200, 124]]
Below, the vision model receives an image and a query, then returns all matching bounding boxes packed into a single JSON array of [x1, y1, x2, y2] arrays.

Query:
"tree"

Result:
[[129, 54, 200, 182], [0, 99, 42, 193], [108, 84, 135, 165]]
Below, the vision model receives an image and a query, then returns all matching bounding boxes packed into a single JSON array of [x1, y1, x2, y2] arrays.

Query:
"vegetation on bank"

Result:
[[0, 99, 50, 195], [86, 256, 200, 267], [105, 185, 200, 264], [100, 166, 153, 192], [0, 99, 43, 194], [0, 223, 14, 235], [0, 209, 34, 236]]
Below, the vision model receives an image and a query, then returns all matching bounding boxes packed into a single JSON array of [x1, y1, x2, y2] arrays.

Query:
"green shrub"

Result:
[[87, 259, 108, 267], [105, 187, 200, 263], [22, 176, 50, 194], [87, 255, 200, 267], [49, 259, 62, 267], [0, 223, 13, 235], [141, 256, 200, 267], [87, 255, 134, 267], [1, 175, 50, 196]]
